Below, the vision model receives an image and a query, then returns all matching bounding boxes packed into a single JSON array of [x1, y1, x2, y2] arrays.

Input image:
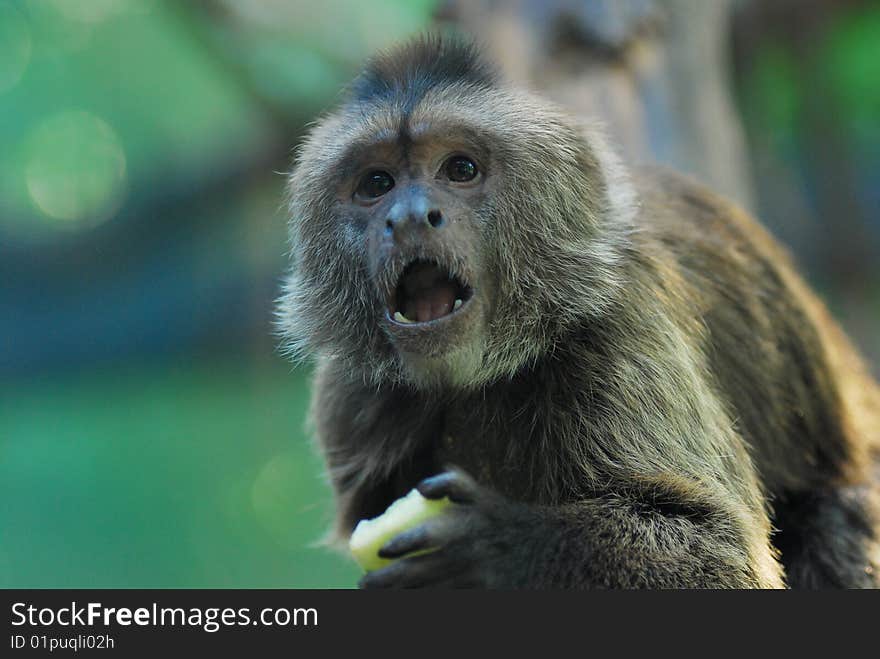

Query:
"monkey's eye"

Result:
[[444, 156, 478, 183], [356, 171, 394, 199]]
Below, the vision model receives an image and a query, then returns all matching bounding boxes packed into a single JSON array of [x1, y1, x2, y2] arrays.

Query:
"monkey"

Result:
[[277, 35, 880, 588]]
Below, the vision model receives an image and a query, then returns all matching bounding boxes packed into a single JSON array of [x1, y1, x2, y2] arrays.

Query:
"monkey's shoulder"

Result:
[[630, 165, 785, 260]]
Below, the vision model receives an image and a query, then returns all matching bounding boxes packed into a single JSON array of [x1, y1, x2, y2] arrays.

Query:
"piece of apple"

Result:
[[349, 488, 451, 572]]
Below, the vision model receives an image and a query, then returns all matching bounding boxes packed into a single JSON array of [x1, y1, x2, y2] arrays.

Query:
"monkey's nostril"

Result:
[[427, 210, 444, 228], [385, 219, 394, 234]]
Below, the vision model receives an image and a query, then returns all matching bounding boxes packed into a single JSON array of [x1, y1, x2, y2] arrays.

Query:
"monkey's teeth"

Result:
[[453, 298, 462, 310], [393, 311, 414, 324]]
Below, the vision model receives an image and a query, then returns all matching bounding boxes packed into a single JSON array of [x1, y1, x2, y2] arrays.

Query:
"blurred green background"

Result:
[[1, 0, 878, 587], [0, 0, 437, 588]]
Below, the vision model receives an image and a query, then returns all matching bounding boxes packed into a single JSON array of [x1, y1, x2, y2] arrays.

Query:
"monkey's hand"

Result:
[[358, 469, 531, 588]]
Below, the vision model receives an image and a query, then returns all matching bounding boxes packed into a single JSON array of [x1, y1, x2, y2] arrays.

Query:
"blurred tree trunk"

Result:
[[438, 0, 755, 210]]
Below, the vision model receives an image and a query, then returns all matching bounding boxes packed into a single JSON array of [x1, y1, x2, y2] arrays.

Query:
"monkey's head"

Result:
[[279, 36, 634, 388]]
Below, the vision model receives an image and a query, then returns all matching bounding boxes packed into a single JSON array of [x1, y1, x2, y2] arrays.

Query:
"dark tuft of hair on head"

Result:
[[348, 34, 499, 107]]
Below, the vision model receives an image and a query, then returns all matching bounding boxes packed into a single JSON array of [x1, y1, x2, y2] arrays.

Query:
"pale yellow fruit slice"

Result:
[[349, 489, 451, 572]]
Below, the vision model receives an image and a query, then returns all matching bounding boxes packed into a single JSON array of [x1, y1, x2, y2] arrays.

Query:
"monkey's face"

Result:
[[281, 76, 629, 388], [282, 98, 504, 386], [345, 131, 495, 381]]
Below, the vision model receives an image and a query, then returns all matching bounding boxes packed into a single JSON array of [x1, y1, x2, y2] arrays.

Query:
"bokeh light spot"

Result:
[[0, 4, 32, 93], [25, 111, 127, 227]]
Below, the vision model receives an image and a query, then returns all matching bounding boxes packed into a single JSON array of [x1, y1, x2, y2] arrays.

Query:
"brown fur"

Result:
[[278, 36, 880, 588]]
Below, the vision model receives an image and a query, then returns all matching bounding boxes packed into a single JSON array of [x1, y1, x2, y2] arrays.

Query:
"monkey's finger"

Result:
[[358, 557, 427, 589], [377, 523, 437, 559], [417, 470, 478, 503], [359, 554, 468, 589]]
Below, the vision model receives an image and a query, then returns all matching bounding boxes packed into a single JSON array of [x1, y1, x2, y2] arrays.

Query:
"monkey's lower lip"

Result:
[[386, 260, 473, 326]]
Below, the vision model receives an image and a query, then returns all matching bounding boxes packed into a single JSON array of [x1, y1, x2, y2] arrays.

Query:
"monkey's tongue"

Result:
[[396, 261, 464, 323], [405, 281, 456, 323]]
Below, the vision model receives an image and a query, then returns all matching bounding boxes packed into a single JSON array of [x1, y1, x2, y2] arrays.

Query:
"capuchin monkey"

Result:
[[278, 36, 880, 588]]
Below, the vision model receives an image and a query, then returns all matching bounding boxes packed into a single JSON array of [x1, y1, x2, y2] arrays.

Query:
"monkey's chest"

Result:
[[434, 407, 542, 503]]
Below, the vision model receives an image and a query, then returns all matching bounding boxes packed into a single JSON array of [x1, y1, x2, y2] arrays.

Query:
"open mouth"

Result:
[[387, 260, 473, 325]]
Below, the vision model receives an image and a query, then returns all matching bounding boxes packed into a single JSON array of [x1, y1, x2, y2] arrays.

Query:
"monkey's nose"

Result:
[[385, 200, 446, 239], [385, 209, 444, 232]]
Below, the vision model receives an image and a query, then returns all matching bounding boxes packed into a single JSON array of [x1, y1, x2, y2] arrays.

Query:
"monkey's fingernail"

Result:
[[453, 298, 462, 310]]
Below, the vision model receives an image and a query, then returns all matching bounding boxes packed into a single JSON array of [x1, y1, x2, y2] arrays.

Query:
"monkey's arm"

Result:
[[360, 469, 779, 588], [309, 358, 447, 544]]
